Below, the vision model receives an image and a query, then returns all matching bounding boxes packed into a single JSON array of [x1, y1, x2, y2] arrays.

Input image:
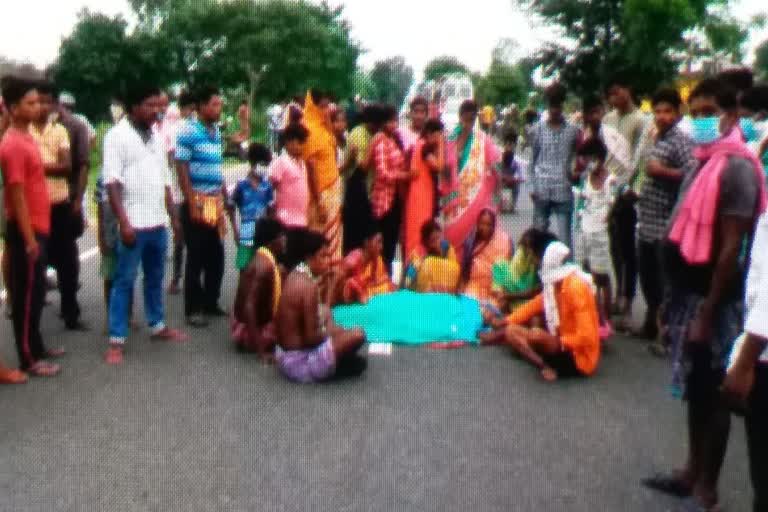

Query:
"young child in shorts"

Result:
[[573, 137, 616, 337], [227, 143, 274, 272]]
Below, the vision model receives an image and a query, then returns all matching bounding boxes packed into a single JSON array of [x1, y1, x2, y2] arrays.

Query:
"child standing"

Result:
[[573, 137, 615, 337], [227, 143, 274, 271], [498, 130, 522, 213], [269, 123, 310, 270]]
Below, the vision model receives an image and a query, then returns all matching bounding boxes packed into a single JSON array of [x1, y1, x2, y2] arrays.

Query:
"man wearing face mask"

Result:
[[643, 78, 767, 512]]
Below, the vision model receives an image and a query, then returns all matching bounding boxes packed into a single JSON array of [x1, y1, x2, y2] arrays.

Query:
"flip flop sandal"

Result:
[[151, 328, 189, 343], [0, 369, 28, 384], [676, 497, 722, 512], [27, 361, 60, 378], [641, 473, 692, 498], [104, 347, 124, 365], [44, 347, 66, 359]]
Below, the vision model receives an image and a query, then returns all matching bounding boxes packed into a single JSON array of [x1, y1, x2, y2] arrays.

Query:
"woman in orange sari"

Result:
[[302, 89, 343, 263], [460, 208, 513, 308], [402, 119, 445, 260]]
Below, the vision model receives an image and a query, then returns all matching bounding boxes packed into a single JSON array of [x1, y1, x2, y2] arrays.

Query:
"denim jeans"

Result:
[[532, 199, 573, 251], [109, 227, 168, 343]]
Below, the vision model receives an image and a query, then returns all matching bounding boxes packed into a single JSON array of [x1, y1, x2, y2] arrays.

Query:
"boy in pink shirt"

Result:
[[269, 123, 310, 269]]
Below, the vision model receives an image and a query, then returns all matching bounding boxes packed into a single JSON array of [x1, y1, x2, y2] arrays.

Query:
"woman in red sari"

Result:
[[460, 208, 513, 309], [402, 119, 445, 260]]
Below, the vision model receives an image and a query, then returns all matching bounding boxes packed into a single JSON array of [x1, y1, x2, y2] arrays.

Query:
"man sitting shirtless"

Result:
[[275, 230, 367, 383], [231, 217, 286, 361]]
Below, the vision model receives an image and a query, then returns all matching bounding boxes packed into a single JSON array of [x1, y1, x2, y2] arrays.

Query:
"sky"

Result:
[[1, 0, 767, 76]]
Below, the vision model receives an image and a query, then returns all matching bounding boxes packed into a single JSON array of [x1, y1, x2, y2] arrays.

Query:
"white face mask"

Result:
[[251, 163, 269, 179]]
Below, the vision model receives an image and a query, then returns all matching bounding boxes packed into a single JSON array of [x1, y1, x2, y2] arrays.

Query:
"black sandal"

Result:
[[641, 472, 692, 498]]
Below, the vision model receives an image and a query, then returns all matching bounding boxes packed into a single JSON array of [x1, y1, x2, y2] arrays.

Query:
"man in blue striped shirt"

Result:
[[176, 86, 227, 327]]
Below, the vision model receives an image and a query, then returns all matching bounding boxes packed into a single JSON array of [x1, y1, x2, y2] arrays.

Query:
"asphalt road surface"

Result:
[[0, 170, 753, 511]]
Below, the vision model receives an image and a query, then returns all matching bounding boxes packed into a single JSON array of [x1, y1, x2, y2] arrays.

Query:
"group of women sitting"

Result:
[[329, 211, 602, 383]]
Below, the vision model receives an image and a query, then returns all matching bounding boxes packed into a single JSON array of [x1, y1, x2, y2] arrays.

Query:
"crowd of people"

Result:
[[1, 64, 768, 510]]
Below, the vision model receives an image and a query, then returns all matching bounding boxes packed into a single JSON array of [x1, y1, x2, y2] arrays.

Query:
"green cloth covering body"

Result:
[[332, 290, 482, 344]]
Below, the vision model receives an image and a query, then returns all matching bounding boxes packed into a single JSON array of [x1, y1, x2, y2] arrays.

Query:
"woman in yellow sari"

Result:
[[402, 220, 461, 293], [302, 89, 343, 263], [460, 208, 513, 308]]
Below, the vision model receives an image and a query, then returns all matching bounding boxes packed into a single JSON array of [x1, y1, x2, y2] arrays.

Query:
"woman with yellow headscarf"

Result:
[[302, 90, 343, 263]]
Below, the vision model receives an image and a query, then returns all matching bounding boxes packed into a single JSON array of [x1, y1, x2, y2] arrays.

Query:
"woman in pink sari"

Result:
[[460, 208, 513, 309], [441, 100, 501, 249]]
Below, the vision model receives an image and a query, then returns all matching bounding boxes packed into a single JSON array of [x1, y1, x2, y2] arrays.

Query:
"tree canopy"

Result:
[[51, 0, 361, 120], [474, 40, 532, 107], [369, 56, 414, 107], [423, 56, 470, 81], [515, 0, 753, 96]]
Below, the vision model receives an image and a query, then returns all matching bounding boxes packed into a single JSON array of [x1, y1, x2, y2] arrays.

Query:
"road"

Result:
[[0, 167, 753, 511]]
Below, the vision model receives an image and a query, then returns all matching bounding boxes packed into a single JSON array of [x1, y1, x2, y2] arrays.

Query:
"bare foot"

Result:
[[540, 367, 558, 382]]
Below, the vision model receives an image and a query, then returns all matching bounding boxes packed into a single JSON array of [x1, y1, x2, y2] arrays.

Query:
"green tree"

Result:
[[351, 68, 378, 100], [515, 0, 750, 97], [159, 0, 361, 103], [369, 56, 414, 107], [51, 9, 174, 120], [474, 40, 530, 107], [756, 40, 768, 81], [423, 56, 470, 81]]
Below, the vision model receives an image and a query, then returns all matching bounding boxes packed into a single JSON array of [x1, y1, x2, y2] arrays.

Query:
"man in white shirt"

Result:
[[724, 213, 768, 512], [102, 84, 187, 365]]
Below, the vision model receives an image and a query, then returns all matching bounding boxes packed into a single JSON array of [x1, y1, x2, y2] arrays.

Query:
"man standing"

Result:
[[31, 82, 88, 331], [528, 83, 580, 250], [637, 88, 697, 349], [56, 88, 92, 326], [176, 86, 227, 327], [643, 79, 766, 512], [0, 76, 60, 377], [59, 92, 96, 148], [166, 90, 196, 295], [603, 72, 648, 331], [102, 83, 187, 365], [723, 212, 768, 512]]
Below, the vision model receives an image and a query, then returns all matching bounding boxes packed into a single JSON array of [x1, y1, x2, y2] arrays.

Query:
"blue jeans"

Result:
[[109, 227, 168, 343], [532, 199, 573, 251]]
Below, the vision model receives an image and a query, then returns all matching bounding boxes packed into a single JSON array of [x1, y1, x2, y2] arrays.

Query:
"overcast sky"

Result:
[[1, 0, 766, 76]]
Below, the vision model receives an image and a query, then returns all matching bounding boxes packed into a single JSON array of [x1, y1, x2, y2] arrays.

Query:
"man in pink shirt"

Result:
[[269, 122, 310, 270]]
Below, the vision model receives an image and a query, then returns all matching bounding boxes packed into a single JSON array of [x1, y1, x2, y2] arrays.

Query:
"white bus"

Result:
[[400, 73, 474, 133]]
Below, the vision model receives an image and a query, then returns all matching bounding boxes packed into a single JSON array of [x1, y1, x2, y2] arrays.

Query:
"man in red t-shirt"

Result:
[[0, 76, 60, 378]]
